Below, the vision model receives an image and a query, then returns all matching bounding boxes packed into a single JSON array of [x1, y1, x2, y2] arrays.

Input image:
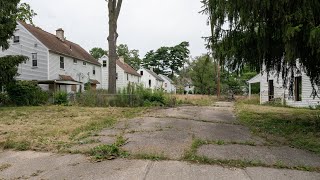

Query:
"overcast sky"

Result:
[[22, 0, 210, 58]]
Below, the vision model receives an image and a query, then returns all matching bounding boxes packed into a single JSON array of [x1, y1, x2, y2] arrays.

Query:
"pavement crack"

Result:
[[142, 161, 154, 180], [243, 168, 253, 180]]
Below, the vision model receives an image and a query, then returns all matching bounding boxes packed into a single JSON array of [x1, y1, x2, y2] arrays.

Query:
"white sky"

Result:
[[22, 0, 210, 58]]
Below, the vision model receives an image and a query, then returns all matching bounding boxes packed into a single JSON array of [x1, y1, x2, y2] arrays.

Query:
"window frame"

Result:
[[295, 76, 302, 102], [73, 59, 78, 64], [140, 71, 143, 76], [103, 60, 107, 67], [32, 53, 37, 67], [93, 66, 96, 75], [83, 61, 87, 66], [60, 56, 65, 69], [13, 36, 20, 43]]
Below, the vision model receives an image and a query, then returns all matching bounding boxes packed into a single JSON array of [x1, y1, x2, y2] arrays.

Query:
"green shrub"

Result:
[[54, 91, 68, 105], [7, 81, 48, 106], [0, 92, 10, 106]]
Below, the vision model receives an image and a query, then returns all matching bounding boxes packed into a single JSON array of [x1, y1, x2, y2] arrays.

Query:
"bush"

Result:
[[0, 92, 10, 106], [54, 91, 68, 105], [7, 81, 48, 106]]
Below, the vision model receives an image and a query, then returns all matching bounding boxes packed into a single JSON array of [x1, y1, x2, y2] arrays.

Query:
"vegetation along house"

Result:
[[0, 21, 102, 93], [99, 55, 141, 91], [138, 68, 164, 90], [248, 63, 320, 107], [159, 74, 176, 94]]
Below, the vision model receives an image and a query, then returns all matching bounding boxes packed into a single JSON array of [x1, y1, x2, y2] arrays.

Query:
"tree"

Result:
[[107, 0, 123, 94], [117, 44, 142, 70], [16, 3, 37, 25], [0, 56, 27, 88], [0, 0, 21, 50], [201, 0, 320, 97], [90, 47, 108, 59], [142, 42, 190, 78], [189, 55, 216, 94]]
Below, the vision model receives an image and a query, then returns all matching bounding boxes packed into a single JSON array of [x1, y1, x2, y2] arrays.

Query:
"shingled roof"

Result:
[[19, 21, 100, 66], [116, 60, 141, 77]]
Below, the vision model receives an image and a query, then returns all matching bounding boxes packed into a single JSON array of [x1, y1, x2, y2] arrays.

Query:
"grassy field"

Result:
[[0, 106, 147, 152], [236, 96, 320, 154], [174, 94, 217, 106]]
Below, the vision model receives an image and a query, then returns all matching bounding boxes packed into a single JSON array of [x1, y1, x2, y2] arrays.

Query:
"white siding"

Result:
[[99, 56, 141, 91], [159, 75, 176, 93], [49, 52, 102, 91], [139, 68, 162, 90], [260, 68, 320, 107], [0, 23, 49, 81]]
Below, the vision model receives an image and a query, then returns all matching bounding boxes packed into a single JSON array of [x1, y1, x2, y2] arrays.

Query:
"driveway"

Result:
[[1, 102, 319, 179]]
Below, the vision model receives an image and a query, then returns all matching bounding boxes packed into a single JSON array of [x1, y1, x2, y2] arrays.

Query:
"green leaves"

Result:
[[0, 55, 28, 88], [202, 0, 320, 96]]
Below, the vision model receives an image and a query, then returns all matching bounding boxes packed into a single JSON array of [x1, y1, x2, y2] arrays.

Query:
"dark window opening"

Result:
[[93, 66, 96, 75], [149, 80, 151, 87], [295, 76, 302, 101], [73, 59, 77, 64], [13, 36, 20, 43], [268, 80, 274, 101], [83, 61, 87, 66], [116, 73, 118, 80], [103, 60, 107, 67], [140, 71, 143, 75], [127, 74, 129, 80], [60, 56, 64, 69], [32, 53, 37, 67]]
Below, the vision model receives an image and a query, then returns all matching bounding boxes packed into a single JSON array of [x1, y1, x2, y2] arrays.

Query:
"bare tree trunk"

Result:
[[107, 0, 122, 94]]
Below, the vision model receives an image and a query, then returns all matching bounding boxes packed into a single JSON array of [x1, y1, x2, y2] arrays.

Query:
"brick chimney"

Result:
[[56, 28, 65, 41]]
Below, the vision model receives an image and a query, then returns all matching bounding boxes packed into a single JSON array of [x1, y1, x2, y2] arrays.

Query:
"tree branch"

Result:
[[115, 0, 123, 21]]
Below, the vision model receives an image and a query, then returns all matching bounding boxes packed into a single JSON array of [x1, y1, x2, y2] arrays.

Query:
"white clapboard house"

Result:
[[159, 74, 176, 93], [0, 21, 102, 93], [99, 55, 141, 91], [138, 68, 164, 90], [248, 63, 320, 107]]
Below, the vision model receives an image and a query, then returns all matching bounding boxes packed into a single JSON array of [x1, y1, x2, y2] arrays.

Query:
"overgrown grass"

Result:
[[175, 95, 217, 106], [131, 153, 169, 161], [236, 98, 320, 154], [0, 106, 147, 152]]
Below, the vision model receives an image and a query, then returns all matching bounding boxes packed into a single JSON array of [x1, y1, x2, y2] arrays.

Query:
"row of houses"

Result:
[[0, 21, 176, 94]]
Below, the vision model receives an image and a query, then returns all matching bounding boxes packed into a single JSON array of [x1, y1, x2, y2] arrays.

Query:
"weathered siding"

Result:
[[49, 52, 102, 91], [139, 68, 161, 90], [260, 68, 320, 107], [0, 23, 49, 81]]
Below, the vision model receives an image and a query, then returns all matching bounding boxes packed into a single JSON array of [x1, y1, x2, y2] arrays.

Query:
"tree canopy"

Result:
[[90, 47, 108, 59], [0, 56, 27, 88], [117, 44, 141, 70], [202, 0, 320, 96], [142, 42, 190, 78]]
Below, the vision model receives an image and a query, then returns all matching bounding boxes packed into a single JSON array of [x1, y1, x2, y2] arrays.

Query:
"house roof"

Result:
[[144, 69, 164, 81], [247, 74, 261, 84], [116, 60, 141, 77], [89, 79, 100, 84], [159, 74, 174, 84], [59, 75, 76, 81], [19, 21, 101, 66]]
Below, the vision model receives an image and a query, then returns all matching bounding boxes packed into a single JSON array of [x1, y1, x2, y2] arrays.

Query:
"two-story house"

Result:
[[138, 68, 164, 90], [159, 74, 176, 94], [99, 55, 141, 91], [0, 21, 101, 93]]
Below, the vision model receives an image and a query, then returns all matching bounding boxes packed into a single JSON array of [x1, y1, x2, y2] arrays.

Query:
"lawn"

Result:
[[0, 106, 147, 152], [174, 94, 217, 106], [236, 96, 320, 154]]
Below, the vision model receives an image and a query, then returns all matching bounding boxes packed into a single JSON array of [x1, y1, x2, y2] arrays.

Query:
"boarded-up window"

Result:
[[295, 76, 302, 101], [268, 80, 274, 101], [71, 85, 77, 92]]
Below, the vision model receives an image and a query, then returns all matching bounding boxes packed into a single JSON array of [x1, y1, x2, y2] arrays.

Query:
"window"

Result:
[[149, 80, 151, 88], [13, 36, 20, 43], [60, 56, 64, 69], [73, 59, 77, 64], [127, 74, 129, 80], [32, 53, 37, 67], [165, 83, 167, 88], [103, 60, 107, 67], [83, 61, 87, 66], [295, 76, 302, 101], [140, 71, 143, 76], [116, 73, 118, 80], [93, 66, 96, 75]]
